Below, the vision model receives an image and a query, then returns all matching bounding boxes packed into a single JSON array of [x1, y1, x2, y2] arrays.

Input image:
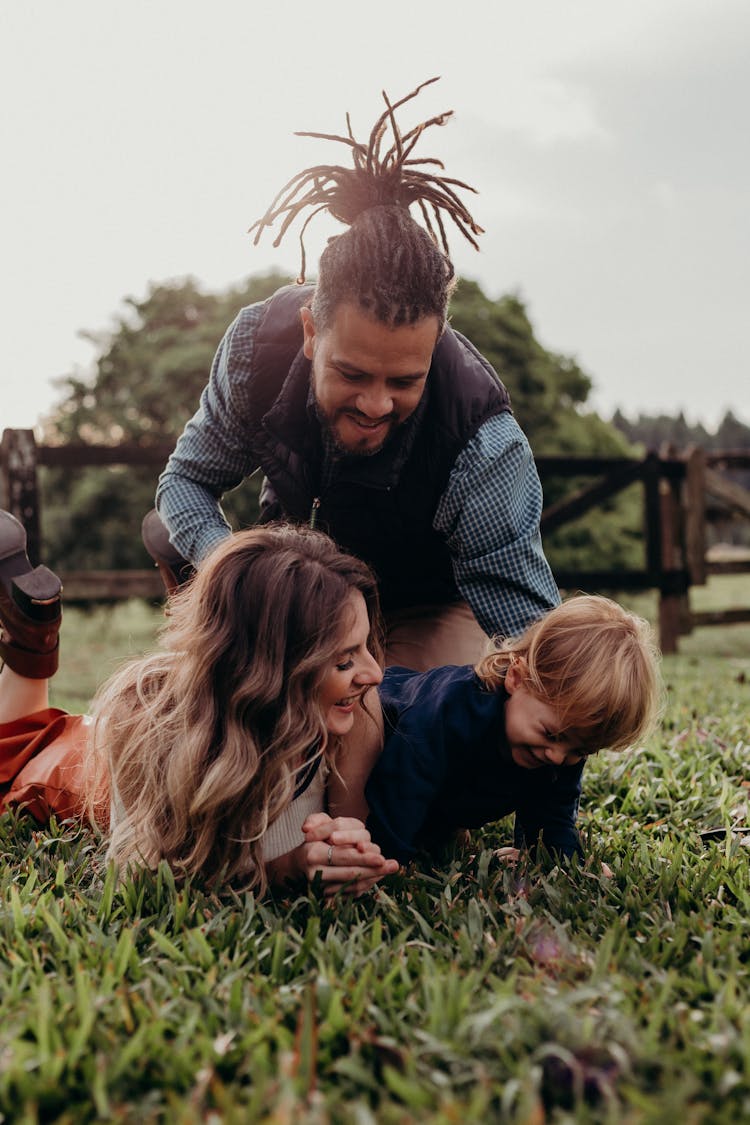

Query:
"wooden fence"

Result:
[[535, 446, 750, 652], [2, 427, 750, 653]]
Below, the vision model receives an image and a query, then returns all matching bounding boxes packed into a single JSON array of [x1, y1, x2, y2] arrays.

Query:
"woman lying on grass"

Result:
[[0, 511, 397, 895], [0, 507, 661, 891]]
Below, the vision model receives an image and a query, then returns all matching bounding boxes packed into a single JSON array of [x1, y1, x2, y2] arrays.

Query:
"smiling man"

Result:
[[150, 83, 559, 670], [301, 303, 436, 457]]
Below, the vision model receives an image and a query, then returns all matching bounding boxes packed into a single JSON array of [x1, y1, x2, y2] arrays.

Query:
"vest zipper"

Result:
[[309, 497, 321, 529]]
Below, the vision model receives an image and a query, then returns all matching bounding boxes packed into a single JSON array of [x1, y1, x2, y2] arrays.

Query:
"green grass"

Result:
[[50, 599, 164, 714], [1, 585, 749, 1122]]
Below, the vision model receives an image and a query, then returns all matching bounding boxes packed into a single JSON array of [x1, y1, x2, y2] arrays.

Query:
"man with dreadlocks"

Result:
[[146, 79, 560, 670]]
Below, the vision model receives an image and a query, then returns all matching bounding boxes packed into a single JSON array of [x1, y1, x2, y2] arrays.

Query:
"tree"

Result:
[[46, 271, 294, 446], [40, 272, 639, 575], [40, 271, 292, 571], [715, 409, 750, 453], [448, 279, 593, 450]]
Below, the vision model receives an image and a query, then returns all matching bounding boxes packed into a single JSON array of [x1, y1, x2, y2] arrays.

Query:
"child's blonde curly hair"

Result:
[[476, 594, 662, 755]]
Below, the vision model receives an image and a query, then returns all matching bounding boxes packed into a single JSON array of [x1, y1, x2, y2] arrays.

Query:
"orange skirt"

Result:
[[0, 708, 108, 826]]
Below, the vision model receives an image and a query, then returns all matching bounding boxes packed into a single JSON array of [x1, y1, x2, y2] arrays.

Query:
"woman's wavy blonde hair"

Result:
[[87, 524, 382, 890], [476, 595, 662, 755]]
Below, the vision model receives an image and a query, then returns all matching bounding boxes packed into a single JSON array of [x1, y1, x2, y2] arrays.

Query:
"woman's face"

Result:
[[319, 591, 383, 736]]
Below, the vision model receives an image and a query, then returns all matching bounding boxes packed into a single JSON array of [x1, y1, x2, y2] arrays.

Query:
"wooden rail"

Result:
[[2, 428, 750, 653]]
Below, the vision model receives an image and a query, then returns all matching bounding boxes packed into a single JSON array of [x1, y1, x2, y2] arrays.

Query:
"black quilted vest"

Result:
[[244, 285, 511, 612]]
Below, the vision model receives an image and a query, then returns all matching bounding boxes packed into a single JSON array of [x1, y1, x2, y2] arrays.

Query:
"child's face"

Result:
[[504, 665, 587, 770]]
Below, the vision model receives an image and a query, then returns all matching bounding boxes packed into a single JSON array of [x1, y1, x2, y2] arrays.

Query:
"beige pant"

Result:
[[383, 601, 490, 672]]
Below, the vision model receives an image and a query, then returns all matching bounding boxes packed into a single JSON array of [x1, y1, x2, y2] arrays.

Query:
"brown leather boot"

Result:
[[0, 511, 62, 679]]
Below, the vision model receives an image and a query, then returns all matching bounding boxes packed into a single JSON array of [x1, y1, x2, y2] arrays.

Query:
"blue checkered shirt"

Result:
[[156, 303, 560, 639]]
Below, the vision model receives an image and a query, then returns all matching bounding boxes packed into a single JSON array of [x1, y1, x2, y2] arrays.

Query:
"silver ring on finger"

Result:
[[327, 844, 334, 866]]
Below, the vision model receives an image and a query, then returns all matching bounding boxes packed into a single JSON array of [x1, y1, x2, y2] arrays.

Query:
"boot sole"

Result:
[[14, 567, 63, 618], [0, 511, 62, 620]]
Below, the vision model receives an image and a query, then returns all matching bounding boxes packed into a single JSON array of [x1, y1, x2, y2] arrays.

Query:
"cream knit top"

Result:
[[260, 759, 327, 860], [109, 757, 327, 863]]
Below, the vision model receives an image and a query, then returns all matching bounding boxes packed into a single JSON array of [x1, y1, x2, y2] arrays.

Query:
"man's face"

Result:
[[301, 302, 439, 456]]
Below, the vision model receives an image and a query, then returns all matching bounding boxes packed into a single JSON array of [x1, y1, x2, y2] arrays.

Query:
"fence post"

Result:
[[643, 450, 662, 582], [644, 448, 675, 653], [640, 449, 679, 652], [683, 445, 707, 586], [0, 428, 41, 565], [661, 443, 697, 648]]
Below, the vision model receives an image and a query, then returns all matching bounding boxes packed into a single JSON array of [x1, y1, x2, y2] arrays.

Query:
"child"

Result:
[[350, 595, 662, 863], [0, 510, 398, 895]]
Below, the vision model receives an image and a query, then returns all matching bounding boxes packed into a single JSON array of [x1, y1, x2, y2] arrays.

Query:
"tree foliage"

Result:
[[40, 272, 639, 575], [449, 279, 593, 449], [612, 407, 750, 457], [41, 272, 292, 570], [46, 271, 294, 446]]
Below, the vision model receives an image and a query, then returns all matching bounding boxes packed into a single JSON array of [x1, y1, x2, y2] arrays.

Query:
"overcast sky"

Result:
[[1, 0, 748, 433]]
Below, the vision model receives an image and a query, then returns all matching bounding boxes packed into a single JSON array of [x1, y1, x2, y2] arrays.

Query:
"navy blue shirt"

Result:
[[365, 665, 584, 863]]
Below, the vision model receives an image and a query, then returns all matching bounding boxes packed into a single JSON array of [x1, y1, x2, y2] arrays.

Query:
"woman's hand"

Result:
[[297, 812, 399, 897]]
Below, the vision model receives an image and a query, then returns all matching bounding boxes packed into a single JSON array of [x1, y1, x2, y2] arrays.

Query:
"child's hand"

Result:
[[493, 846, 520, 864]]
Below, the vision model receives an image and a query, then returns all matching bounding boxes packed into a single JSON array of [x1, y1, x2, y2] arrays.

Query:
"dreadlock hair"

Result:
[[248, 77, 483, 331]]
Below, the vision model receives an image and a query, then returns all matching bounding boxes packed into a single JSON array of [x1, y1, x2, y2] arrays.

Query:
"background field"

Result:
[[50, 575, 750, 713], [1, 578, 748, 1122]]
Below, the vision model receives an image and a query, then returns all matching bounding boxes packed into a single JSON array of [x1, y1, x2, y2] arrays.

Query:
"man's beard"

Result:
[[316, 403, 397, 459]]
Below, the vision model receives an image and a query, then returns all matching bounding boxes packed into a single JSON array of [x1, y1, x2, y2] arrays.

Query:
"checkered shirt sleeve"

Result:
[[434, 411, 560, 638], [155, 302, 267, 564]]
